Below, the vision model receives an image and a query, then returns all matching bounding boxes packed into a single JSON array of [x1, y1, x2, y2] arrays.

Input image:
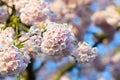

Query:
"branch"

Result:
[[51, 62, 76, 80], [26, 58, 36, 80]]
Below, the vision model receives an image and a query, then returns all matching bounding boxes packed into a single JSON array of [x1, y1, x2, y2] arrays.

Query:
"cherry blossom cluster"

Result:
[[0, 45, 30, 76], [2, 0, 49, 26], [92, 5, 120, 28], [75, 42, 98, 63], [41, 22, 76, 56], [0, 27, 30, 76], [18, 21, 98, 62], [0, 0, 98, 78], [14, 0, 49, 26], [26, 22, 97, 62], [105, 6, 120, 27], [29, 26, 42, 53]]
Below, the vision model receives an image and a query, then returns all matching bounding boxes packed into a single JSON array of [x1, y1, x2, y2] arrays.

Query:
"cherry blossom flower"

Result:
[[0, 45, 30, 76], [41, 22, 76, 56], [75, 42, 98, 63]]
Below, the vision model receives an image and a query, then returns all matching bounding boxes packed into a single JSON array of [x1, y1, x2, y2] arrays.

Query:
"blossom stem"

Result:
[[19, 23, 29, 32]]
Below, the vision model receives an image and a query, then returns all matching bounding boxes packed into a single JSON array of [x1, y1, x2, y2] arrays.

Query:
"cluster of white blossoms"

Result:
[[0, 27, 30, 76], [27, 22, 76, 56], [105, 6, 120, 27], [27, 22, 97, 63], [30, 35, 42, 53], [0, 5, 9, 23], [41, 22, 76, 56], [75, 42, 98, 63], [19, 0, 49, 26], [29, 26, 43, 53], [0, 45, 30, 76], [0, 0, 98, 77]]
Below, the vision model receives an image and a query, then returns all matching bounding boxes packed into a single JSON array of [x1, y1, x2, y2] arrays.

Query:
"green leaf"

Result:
[[16, 43, 24, 49]]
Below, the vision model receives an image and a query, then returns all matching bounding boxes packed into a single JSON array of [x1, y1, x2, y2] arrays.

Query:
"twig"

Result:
[[51, 62, 76, 80], [26, 58, 36, 80]]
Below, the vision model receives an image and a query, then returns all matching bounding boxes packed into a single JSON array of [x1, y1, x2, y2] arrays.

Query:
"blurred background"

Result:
[[2, 0, 120, 80]]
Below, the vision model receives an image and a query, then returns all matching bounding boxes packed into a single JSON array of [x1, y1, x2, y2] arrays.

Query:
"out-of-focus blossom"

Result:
[[111, 52, 120, 63], [0, 6, 9, 23], [20, 0, 49, 26], [0, 45, 30, 76], [111, 60, 120, 80], [92, 57, 106, 72], [63, 0, 92, 6], [60, 75, 70, 80], [78, 0, 93, 5], [92, 5, 120, 28], [91, 11, 106, 26], [49, 0, 76, 22], [50, 0, 66, 14], [75, 42, 97, 63], [105, 6, 120, 27], [72, 23, 86, 41], [91, 10, 116, 41], [0, 24, 5, 28], [41, 22, 76, 56]]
